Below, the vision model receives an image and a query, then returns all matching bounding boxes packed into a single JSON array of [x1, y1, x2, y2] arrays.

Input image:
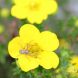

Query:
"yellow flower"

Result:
[[67, 65, 77, 73], [71, 56, 78, 69], [11, 0, 58, 24], [1, 8, 9, 18], [67, 56, 78, 76], [0, 24, 4, 34], [8, 24, 59, 72], [59, 39, 70, 49], [75, 19, 78, 27]]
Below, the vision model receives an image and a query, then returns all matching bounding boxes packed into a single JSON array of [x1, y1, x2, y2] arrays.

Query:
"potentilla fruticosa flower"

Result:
[[67, 56, 78, 76], [8, 24, 59, 72], [11, 0, 58, 24], [71, 56, 78, 69]]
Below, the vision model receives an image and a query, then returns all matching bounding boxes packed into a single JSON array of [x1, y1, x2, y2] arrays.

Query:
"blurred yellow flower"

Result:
[[67, 65, 77, 73], [71, 56, 78, 69], [8, 24, 59, 72], [59, 39, 70, 49], [75, 19, 78, 27], [11, 0, 58, 24], [0, 24, 4, 34], [1, 8, 9, 18], [67, 56, 78, 76]]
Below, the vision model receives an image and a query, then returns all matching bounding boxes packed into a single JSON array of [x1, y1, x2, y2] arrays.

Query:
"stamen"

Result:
[[19, 42, 43, 58]]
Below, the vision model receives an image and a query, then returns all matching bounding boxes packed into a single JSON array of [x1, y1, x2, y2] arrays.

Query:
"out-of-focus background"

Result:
[[0, 0, 78, 78]]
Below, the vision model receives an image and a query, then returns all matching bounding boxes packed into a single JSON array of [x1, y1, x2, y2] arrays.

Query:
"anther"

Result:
[[20, 50, 29, 54]]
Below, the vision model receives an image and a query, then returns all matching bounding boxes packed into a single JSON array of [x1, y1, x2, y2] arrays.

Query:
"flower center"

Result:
[[29, 2, 39, 11], [20, 42, 42, 57]]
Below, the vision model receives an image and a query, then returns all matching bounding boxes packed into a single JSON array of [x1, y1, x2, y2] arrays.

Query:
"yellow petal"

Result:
[[8, 37, 22, 58], [13, 0, 29, 6], [11, 5, 27, 19], [46, 0, 58, 14], [19, 24, 40, 44], [38, 51, 59, 69], [17, 55, 39, 72], [27, 10, 48, 24], [38, 31, 59, 51]]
